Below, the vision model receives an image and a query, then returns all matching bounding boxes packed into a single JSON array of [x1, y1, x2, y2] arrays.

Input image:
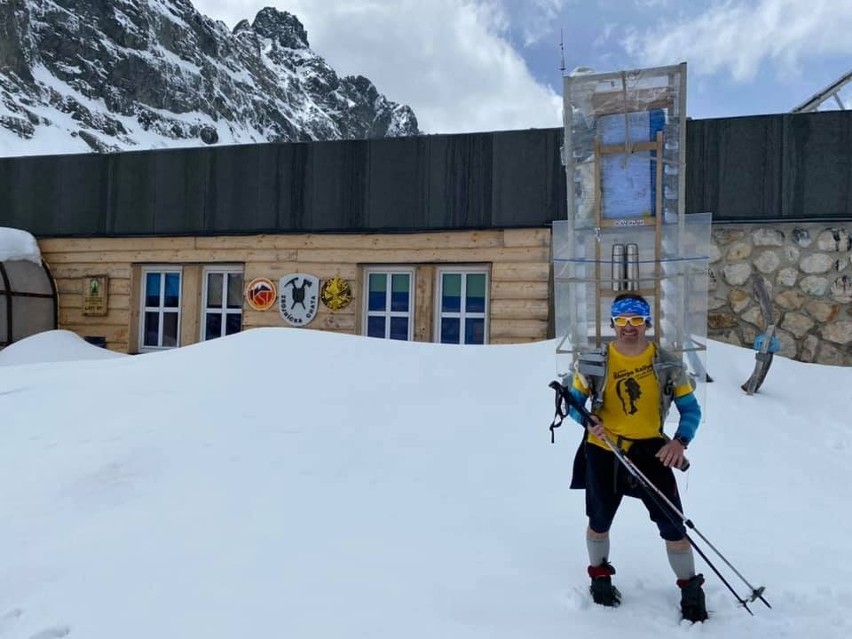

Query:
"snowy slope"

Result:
[[0, 328, 849, 638]]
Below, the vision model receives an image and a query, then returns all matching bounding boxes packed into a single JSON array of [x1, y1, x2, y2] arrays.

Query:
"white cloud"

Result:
[[192, 0, 562, 134], [633, 0, 671, 8], [622, 0, 852, 82], [513, 0, 568, 47], [592, 22, 617, 48]]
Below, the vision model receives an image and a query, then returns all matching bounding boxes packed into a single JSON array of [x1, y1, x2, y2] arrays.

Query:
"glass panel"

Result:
[[391, 273, 410, 312], [465, 273, 487, 313], [145, 273, 160, 307], [225, 313, 241, 335], [207, 273, 223, 308], [442, 273, 461, 312], [227, 273, 243, 309], [10, 296, 54, 342], [367, 316, 386, 338], [441, 318, 460, 344], [3, 260, 52, 294], [164, 273, 181, 308], [390, 316, 409, 341], [143, 311, 159, 347], [162, 312, 179, 347], [368, 273, 387, 312], [205, 313, 222, 340], [465, 318, 485, 345]]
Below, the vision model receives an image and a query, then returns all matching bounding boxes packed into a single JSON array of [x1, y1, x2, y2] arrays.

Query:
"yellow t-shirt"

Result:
[[573, 343, 692, 450]]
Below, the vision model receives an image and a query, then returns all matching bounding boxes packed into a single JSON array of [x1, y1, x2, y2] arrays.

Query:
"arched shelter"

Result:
[[0, 228, 58, 347]]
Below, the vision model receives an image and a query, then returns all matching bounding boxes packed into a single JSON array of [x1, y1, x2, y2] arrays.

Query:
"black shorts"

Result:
[[584, 438, 686, 542]]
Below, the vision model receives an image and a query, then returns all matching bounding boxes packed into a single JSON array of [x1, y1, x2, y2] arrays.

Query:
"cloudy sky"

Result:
[[193, 0, 852, 135]]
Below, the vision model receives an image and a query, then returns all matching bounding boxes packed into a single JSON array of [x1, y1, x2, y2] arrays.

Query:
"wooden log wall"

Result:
[[38, 228, 552, 352]]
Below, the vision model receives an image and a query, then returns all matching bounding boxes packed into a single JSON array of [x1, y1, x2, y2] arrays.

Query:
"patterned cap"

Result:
[[611, 296, 651, 319]]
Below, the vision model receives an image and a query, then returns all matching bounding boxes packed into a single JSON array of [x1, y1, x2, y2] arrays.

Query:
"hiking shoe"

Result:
[[588, 561, 621, 607], [678, 574, 708, 622]]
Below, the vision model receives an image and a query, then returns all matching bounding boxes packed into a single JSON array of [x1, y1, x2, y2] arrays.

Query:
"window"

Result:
[[436, 268, 488, 344], [202, 267, 244, 341], [363, 268, 414, 340], [140, 268, 182, 350]]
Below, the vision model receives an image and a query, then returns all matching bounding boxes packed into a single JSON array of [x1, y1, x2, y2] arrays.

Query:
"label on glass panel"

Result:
[[279, 274, 319, 326]]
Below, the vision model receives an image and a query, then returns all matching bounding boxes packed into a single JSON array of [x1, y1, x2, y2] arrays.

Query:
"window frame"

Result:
[[139, 266, 183, 352], [200, 266, 245, 342], [362, 266, 415, 341], [434, 266, 490, 345]]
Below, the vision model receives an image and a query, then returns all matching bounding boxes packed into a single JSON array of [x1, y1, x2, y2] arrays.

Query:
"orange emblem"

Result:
[[245, 277, 277, 311]]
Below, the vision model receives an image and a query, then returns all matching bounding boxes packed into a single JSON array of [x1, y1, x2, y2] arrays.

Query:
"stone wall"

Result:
[[709, 222, 852, 366]]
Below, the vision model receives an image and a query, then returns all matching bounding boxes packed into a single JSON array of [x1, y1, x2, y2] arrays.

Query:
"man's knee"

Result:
[[666, 537, 690, 551], [587, 526, 609, 540]]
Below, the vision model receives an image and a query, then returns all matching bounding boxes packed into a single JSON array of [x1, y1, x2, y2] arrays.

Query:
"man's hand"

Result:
[[586, 414, 607, 441], [656, 439, 686, 469]]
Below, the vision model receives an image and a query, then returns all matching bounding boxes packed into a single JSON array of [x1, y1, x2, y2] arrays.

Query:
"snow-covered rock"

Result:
[[0, 330, 128, 365]]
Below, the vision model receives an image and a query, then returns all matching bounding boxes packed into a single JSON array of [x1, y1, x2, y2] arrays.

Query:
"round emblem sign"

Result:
[[245, 277, 277, 311], [279, 274, 319, 326], [321, 277, 353, 311]]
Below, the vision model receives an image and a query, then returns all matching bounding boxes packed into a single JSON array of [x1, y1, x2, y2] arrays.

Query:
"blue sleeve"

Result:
[[673, 392, 701, 444], [568, 385, 590, 426]]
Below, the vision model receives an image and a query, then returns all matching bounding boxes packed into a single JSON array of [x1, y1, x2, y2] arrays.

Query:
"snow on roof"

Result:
[[0, 227, 42, 264]]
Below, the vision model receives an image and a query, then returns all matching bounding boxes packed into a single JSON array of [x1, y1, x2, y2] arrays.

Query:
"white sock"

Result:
[[666, 544, 696, 581], [587, 531, 610, 566]]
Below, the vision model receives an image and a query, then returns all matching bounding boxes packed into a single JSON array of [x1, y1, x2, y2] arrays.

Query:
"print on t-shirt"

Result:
[[612, 363, 654, 417], [616, 377, 641, 414]]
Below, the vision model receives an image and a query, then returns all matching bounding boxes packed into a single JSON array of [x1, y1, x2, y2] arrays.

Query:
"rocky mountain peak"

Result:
[[0, 0, 419, 156], [249, 7, 309, 49]]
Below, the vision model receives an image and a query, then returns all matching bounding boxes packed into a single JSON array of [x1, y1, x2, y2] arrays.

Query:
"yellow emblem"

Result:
[[321, 277, 353, 311]]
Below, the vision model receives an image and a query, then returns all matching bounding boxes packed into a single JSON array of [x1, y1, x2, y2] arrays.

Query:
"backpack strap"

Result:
[[653, 347, 693, 430], [576, 347, 608, 410], [548, 381, 570, 443], [576, 349, 607, 377]]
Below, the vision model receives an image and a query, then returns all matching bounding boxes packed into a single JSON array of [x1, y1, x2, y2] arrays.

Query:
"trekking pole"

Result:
[[550, 381, 771, 612], [599, 434, 770, 614]]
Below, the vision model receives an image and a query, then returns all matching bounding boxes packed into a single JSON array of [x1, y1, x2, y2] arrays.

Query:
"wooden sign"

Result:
[[82, 275, 108, 316]]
